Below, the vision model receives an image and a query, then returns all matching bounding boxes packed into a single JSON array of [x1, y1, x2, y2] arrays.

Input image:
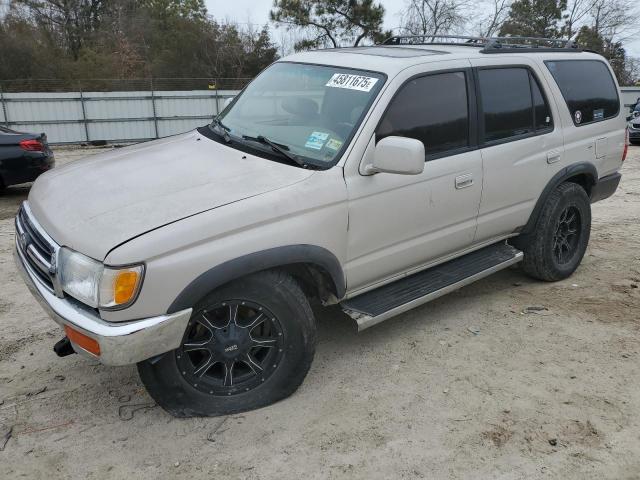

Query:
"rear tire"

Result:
[[519, 182, 591, 282], [138, 270, 316, 417]]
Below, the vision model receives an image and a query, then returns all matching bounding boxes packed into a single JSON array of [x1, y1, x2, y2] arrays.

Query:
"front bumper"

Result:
[[14, 243, 191, 366]]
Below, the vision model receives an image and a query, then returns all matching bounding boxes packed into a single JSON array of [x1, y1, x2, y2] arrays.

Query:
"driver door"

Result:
[[344, 67, 483, 292]]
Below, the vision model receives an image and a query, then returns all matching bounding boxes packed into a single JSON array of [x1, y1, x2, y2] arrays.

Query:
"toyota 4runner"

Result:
[[14, 36, 628, 417]]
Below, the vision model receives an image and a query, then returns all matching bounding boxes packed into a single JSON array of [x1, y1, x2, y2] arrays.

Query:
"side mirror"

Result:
[[364, 136, 425, 175]]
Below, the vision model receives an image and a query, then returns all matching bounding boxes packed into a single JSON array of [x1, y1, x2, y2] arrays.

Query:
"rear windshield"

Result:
[[545, 60, 619, 126]]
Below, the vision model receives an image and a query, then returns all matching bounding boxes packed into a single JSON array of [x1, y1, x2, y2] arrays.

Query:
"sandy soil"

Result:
[[1, 145, 639, 480]]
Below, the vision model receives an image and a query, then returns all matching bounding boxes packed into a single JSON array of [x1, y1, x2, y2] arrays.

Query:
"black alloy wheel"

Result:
[[137, 270, 316, 417], [519, 182, 591, 282], [176, 300, 285, 396], [552, 206, 581, 265]]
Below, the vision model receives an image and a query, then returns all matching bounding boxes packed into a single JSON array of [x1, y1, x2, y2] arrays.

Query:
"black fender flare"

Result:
[[520, 162, 597, 235], [167, 245, 346, 314]]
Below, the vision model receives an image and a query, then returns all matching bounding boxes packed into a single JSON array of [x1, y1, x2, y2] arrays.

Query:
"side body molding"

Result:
[[167, 245, 346, 313], [520, 162, 598, 235]]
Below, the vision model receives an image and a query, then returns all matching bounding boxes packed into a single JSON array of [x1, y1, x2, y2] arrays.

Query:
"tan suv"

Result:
[[15, 36, 627, 417]]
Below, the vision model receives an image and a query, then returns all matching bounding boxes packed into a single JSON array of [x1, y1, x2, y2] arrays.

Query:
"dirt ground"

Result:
[[1, 145, 639, 480]]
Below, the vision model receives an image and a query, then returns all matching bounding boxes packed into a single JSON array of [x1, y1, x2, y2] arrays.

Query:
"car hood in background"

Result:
[[28, 130, 315, 260]]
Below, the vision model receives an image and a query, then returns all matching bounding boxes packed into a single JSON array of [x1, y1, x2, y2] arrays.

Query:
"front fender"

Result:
[[166, 245, 346, 313]]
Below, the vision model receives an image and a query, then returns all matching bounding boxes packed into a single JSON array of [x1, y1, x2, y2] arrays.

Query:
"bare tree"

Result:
[[400, 0, 468, 39], [563, 0, 591, 39], [625, 56, 640, 85], [473, 0, 512, 37], [13, 0, 108, 60], [589, 0, 638, 42], [0, 0, 10, 17]]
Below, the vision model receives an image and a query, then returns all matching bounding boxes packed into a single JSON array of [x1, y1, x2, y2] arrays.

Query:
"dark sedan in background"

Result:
[[0, 126, 55, 191]]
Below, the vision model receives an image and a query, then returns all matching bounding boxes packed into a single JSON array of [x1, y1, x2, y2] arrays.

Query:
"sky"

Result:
[[204, 0, 640, 57]]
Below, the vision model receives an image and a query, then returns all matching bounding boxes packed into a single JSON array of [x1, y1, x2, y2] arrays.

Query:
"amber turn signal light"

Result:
[[64, 325, 101, 356], [113, 270, 140, 305]]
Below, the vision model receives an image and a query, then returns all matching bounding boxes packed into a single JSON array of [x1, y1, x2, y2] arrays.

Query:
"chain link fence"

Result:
[[0, 77, 251, 93]]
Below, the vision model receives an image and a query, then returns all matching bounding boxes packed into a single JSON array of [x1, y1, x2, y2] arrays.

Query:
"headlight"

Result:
[[59, 247, 144, 309]]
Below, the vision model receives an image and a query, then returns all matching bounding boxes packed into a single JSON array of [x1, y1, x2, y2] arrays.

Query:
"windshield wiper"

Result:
[[210, 117, 231, 143], [241, 135, 308, 168]]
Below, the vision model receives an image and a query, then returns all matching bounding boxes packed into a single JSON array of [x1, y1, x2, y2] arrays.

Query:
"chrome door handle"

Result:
[[547, 152, 561, 164], [455, 174, 474, 189]]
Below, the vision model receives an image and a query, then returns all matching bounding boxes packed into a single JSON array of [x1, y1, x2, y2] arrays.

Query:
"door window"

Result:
[[545, 60, 619, 126], [478, 67, 553, 143], [531, 75, 553, 132], [376, 71, 469, 157], [479, 68, 533, 142]]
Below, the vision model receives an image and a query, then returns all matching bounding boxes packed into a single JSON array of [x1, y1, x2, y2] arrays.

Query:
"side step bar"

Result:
[[341, 243, 523, 331]]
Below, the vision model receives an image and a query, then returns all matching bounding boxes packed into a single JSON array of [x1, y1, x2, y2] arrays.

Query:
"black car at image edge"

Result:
[[0, 126, 55, 191]]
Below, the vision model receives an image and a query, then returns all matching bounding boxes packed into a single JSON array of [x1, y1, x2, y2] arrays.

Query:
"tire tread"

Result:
[[138, 269, 316, 417], [520, 182, 591, 282]]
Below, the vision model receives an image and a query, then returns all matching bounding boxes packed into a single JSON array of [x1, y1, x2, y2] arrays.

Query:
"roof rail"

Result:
[[381, 35, 580, 53], [382, 35, 488, 47]]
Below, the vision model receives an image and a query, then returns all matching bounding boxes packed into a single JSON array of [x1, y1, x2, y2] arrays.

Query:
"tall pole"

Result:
[[150, 78, 159, 139], [79, 88, 90, 142], [214, 79, 219, 116]]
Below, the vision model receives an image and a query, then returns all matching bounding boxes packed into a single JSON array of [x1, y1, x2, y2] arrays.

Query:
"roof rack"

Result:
[[381, 35, 580, 53]]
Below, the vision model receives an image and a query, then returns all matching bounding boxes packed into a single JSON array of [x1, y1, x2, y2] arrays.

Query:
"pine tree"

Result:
[[499, 0, 566, 38]]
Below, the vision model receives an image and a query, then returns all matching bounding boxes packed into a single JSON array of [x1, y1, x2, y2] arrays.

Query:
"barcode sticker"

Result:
[[326, 74, 379, 92]]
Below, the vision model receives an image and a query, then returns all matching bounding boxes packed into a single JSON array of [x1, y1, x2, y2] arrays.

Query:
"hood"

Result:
[[28, 130, 315, 260]]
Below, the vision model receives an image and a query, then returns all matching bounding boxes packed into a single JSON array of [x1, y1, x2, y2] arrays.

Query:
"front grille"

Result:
[[15, 203, 59, 292]]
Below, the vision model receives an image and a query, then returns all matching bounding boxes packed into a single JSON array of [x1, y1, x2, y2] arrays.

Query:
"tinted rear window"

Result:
[[545, 60, 619, 125]]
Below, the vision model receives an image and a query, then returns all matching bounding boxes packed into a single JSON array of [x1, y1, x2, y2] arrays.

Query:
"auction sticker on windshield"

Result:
[[326, 73, 379, 92], [305, 131, 330, 150], [325, 138, 343, 151]]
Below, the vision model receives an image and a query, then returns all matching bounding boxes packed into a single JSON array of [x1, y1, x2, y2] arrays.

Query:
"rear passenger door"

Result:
[[470, 58, 565, 243], [543, 59, 625, 176]]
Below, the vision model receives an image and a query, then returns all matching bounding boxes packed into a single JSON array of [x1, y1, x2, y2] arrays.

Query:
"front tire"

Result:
[[519, 182, 591, 282], [138, 270, 316, 417]]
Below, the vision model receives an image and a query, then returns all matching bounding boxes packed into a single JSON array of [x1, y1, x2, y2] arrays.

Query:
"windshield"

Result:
[[213, 62, 385, 167]]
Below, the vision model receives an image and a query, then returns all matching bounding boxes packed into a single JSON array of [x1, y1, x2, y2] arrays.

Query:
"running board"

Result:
[[341, 243, 523, 331]]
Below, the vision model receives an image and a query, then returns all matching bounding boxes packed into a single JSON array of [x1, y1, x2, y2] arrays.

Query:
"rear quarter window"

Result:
[[545, 60, 619, 126]]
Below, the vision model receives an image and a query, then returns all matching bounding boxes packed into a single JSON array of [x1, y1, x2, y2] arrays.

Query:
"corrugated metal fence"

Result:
[[0, 88, 241, 144], [1, 83, 639, 145]]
